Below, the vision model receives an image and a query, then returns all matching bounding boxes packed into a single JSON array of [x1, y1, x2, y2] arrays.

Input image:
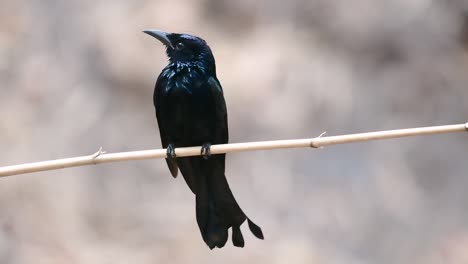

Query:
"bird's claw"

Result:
[[166, 144, 177, 159], [201, 143, 211, 160]]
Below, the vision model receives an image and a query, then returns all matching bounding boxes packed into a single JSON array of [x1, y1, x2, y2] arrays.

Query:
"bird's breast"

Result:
[[162, 65, 205, 93]]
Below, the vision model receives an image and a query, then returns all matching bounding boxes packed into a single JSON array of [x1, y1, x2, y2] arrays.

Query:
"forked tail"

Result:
[[194, 157, 263, 249]]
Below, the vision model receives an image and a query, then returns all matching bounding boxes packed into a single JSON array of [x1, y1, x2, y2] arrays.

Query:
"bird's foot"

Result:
[[201, 143, 211, 160], [166, 144, 177, 160]]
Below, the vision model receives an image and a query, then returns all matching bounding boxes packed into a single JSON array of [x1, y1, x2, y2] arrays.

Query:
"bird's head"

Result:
[[143, 30, 215, 68]]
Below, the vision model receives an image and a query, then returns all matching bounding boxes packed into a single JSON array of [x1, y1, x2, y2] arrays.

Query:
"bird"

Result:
[[143, 30, 264, 249]]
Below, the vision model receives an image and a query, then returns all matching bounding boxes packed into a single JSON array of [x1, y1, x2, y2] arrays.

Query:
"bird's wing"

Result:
[[207, 77, 229, 143], [176, 77, 228, 195], [154, 75, 179, 177]]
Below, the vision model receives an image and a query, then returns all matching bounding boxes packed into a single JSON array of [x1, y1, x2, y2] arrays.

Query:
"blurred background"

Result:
[[1, 0, 468, 263]]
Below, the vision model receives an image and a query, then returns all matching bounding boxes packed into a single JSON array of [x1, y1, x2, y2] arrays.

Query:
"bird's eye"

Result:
[[175, 42, 184, 50]]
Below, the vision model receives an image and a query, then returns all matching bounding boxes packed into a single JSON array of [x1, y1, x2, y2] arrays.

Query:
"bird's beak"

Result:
[[143, 29, 175, 49]]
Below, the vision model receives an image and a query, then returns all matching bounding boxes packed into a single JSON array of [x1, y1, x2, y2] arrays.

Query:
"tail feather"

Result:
[[195, 157, 229, 249], [193, 156, 263, 249], [248, 219, 264, 239], [196, 193, 229, 248], [231, 225, 245, 247]]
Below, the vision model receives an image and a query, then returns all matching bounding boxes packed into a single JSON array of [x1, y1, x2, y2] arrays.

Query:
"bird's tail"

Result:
[[194, 156, 263, 249]]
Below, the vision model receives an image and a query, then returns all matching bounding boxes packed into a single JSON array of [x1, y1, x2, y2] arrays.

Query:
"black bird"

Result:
[[143, 30, 263, 249]]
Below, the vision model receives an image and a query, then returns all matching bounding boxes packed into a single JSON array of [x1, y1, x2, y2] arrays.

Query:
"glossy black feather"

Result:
[[149, 31, 263, 249]]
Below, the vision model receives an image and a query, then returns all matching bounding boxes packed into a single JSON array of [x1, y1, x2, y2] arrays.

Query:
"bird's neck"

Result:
[[160, 58, 217, 95], [165, 58, 216, 77], [168, 60, 204, 71]]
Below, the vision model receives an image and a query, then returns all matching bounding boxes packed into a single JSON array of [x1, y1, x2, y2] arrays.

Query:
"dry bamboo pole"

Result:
[[0, 122, 466, 177]]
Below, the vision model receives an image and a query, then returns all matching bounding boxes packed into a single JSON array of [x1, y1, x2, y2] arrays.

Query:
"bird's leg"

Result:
[[166, 143, 177, 160], [201, 143, 211, 160]]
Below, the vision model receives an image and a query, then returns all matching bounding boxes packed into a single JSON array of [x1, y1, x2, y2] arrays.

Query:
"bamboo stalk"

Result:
[[0, 122, 466, 177]]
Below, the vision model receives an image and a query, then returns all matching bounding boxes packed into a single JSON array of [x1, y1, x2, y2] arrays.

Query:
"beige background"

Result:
[[1, 0, 468, 263]]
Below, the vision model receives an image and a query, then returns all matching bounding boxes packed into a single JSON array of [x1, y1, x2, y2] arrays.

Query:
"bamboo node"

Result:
[[310, 131, 327, 148], [91, 147, 106, 164]]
